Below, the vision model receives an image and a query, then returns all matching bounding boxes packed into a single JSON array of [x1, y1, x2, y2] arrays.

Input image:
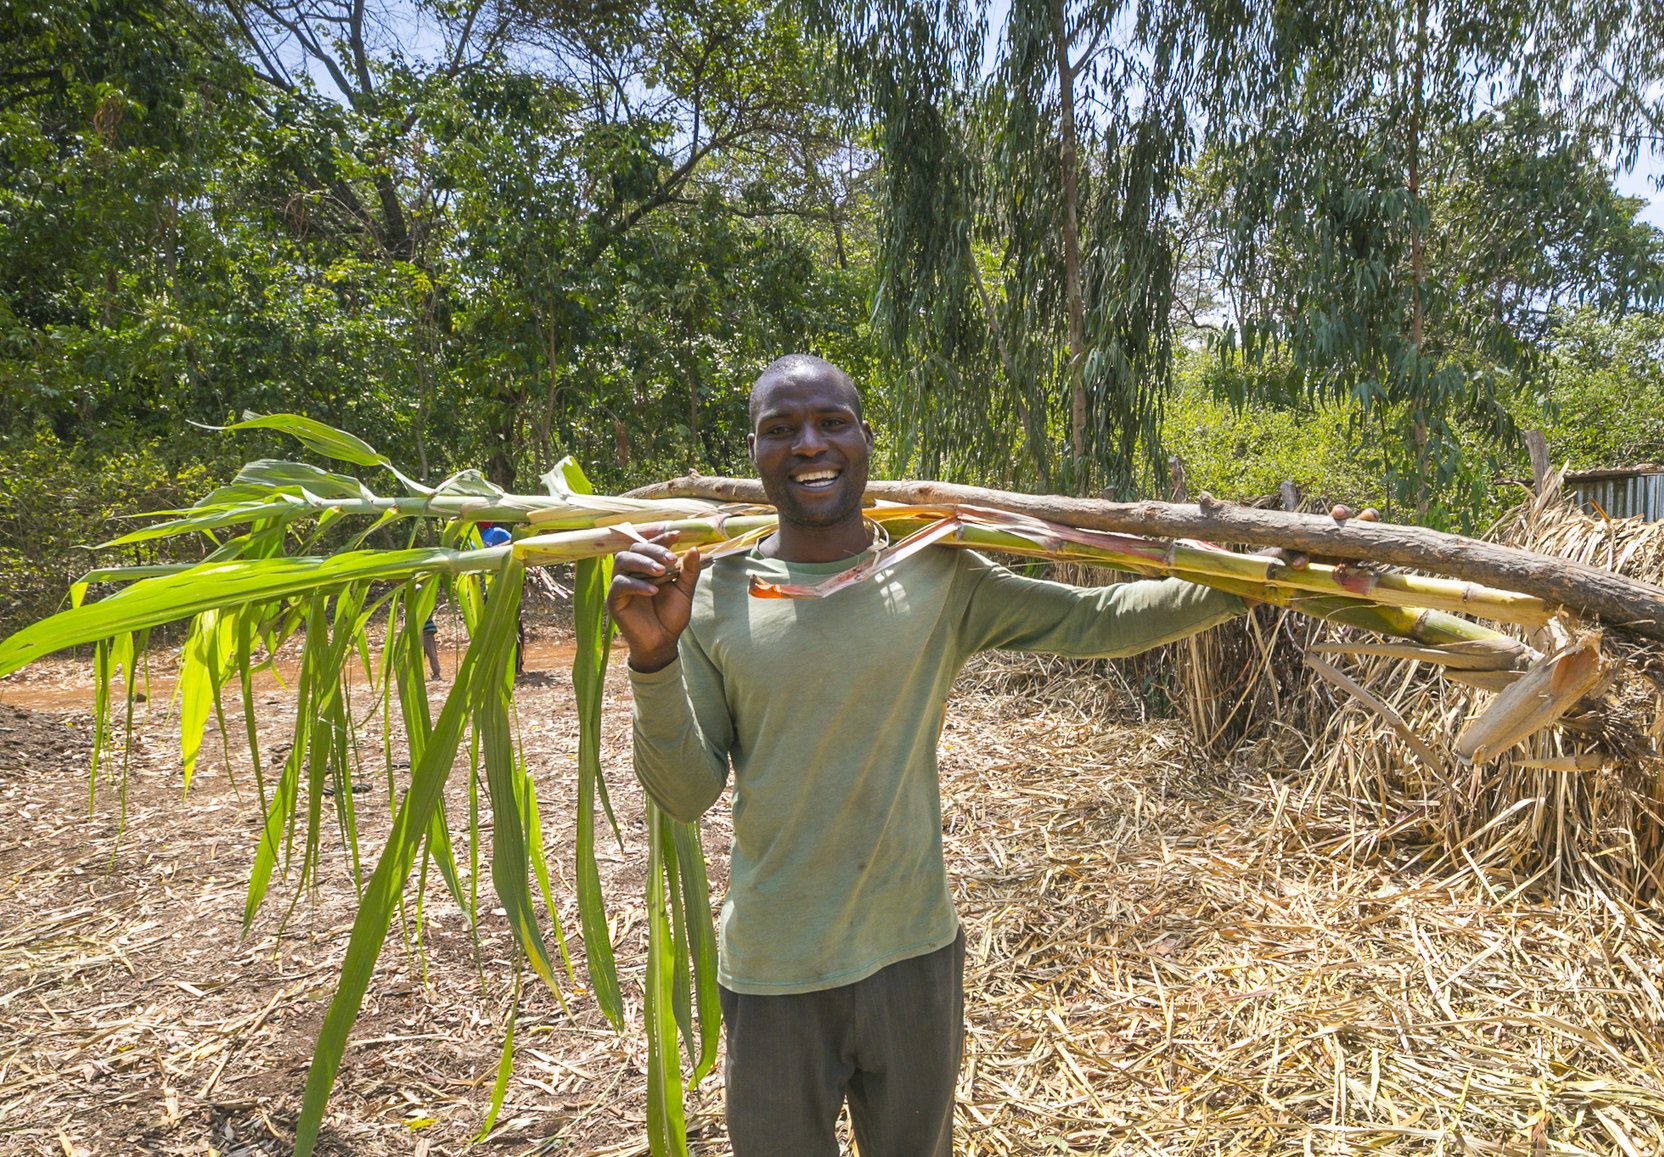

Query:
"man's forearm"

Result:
[[630, 660, 728, 823]]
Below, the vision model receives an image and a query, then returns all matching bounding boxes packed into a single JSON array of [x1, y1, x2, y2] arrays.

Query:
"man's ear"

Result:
[[746, 432, 757, 463], [862, 422, 874, 449]]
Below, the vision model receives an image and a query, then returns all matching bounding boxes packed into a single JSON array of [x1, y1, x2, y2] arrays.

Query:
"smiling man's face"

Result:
[[747, 360, 873, 531]]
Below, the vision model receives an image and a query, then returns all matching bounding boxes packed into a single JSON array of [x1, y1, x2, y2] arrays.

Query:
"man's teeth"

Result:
[[795, 470, 840, 489]]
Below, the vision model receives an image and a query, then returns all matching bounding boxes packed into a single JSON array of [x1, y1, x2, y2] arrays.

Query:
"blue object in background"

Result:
[[480, 525, 512, 548]]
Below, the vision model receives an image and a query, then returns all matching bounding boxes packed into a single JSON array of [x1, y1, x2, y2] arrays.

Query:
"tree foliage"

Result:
[[816, 0, 1664, 514], [1528, 310, 1664, 470], [1198, 0, 1664, 522]]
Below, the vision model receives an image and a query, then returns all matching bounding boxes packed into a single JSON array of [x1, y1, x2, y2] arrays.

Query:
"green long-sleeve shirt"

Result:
[[629, 546, 1243, 995]]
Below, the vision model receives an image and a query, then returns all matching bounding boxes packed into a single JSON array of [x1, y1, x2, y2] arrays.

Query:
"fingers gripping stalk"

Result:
[[607, 530, 703, 674]]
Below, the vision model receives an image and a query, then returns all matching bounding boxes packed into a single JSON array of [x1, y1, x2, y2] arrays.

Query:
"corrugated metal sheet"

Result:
[[1570, 473, 1664, 521]]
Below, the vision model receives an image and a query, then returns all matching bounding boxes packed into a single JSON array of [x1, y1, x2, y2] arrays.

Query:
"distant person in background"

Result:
[[478, 521, 527, 678], [421, 615, 442, 679]]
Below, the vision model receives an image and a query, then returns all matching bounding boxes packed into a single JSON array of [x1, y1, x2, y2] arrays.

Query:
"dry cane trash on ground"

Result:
[[2, 606, 1664, 1154]]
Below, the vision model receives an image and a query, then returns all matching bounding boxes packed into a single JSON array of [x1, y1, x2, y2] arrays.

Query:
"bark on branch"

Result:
[[624, 474, 1664, 644]]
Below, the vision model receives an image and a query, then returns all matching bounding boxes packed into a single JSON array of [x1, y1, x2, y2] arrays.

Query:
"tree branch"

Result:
[[625, 476, 1664, 644]]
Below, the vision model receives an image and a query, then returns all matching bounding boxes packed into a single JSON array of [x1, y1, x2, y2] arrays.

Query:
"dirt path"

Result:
[[4, 638, 1664, 1155]]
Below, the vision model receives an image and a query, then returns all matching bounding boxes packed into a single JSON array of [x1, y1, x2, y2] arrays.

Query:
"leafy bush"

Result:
[[0, 427, 229, 634], [1531, 310, 1664, 469], [1160, 348, 1387, 508]]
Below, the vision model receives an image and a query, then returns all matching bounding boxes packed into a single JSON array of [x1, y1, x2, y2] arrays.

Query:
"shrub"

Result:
[[0, 427, 229, 634]]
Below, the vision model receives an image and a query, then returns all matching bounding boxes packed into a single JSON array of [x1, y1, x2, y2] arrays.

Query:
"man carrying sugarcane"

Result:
[[608, 354, 1245, 1157]]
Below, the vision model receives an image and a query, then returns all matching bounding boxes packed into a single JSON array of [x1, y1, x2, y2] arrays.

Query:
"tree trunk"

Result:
[[686, 348, 701, 471], [1051, 0, 1088, 488], [1525, 429, 1553, 494], [1407, 0, 1430, 520], [539, 304, 560, 478], [624, 473, 1664, 644]]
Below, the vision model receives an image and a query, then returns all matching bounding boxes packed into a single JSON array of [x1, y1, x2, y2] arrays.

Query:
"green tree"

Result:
[[817, 0, 1199, 495], [1527, 309, 1664, 469], [821, 0, 1664, 516], [1198, 0, 1664, 522]]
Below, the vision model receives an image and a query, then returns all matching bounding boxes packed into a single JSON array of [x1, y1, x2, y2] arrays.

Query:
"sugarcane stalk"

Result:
[[511, 512, 1527, 654], [60, 502, 1538, 677], [628, 474, 1664, 644], [1454, 636, 1611, 763], [926, 508, 1551, 628]]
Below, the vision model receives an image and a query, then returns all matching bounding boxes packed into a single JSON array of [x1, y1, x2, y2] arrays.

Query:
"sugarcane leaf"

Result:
[[321, 678, 357, 892], [113, 630, 139, 837], [99, 499, 301, 547], [388, 579, 473, 927], [302, 584, 370, 895], [661, 812, 694, 1060], [573, 554, 623, 1028], [544, 455, 592, 497], [435, 469, 505, 499], [242, 705, 304, 932], [217, 412, 389, 469], [472, 977, 518, 1143], [1305, 653, 1450, 773], [330, 598, 381, 896], [177, 610, 220, 791], [243, 598, 326, 933], [212, 412, 434, 496], [342, 508, 407, 552], [522, 771, 575, 984], [236, 607, 269, 821], [0, 547, 492, 678], [90, 631, 136, 814], [292, 556, 521, 1157], [89, 639, 112, 811], [670, 818, 720, 1085], [644, 803, 688, 1155], [190, 482, 280, 508], [79, 564, 192, 586], [236, 459, 374, 501], [478, 567, 564, 997]]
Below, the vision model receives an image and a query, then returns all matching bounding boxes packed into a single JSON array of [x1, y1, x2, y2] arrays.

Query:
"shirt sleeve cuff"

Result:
[[628, 654, 683, 686]]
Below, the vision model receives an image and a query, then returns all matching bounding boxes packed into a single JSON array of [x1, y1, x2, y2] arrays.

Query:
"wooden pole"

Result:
[[1525, 429, 1554, 495], [1168, 456, 1189, 503], [623, 474, 1664, 644]]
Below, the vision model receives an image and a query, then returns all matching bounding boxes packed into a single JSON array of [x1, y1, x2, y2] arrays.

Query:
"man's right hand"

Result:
[[607, 531, 702, 673]]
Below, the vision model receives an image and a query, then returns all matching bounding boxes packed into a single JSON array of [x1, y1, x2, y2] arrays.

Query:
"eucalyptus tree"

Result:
[[814, 0, 1199, 496], [1195, 0, 1664, 521], [818, 0, 1663, 513]]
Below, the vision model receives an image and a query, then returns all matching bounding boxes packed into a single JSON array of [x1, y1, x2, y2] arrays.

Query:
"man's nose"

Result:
[[792, 424, 827, 454]]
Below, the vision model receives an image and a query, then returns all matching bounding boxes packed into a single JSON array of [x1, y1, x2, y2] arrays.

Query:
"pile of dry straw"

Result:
[[1175, 481, 1664, 905]]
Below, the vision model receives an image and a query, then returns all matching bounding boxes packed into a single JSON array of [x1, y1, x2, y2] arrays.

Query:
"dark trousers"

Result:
[[718, 928, 966, 1157]]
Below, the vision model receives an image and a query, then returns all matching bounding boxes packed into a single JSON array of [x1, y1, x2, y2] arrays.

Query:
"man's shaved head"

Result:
[[749, 355, 862, 428]]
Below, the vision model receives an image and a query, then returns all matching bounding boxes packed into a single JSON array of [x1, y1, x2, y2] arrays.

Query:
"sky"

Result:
[[1614, 157, 1664, 229]]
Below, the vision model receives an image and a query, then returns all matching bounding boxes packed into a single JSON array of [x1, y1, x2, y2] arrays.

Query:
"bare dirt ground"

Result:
[[4, 624, 1664, 1156]]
